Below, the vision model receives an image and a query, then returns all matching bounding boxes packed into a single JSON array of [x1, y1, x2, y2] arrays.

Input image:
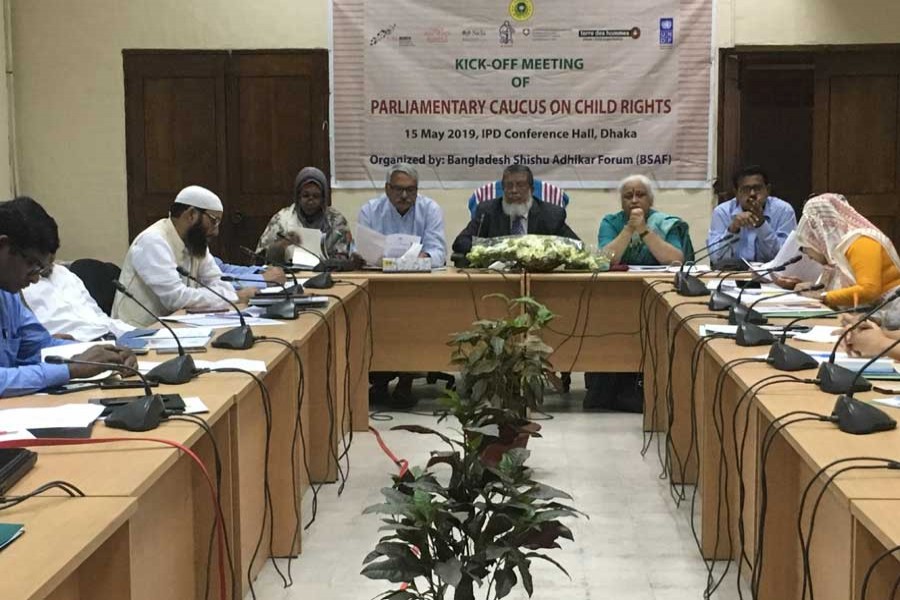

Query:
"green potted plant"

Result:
[[362, 296, 582, 600]]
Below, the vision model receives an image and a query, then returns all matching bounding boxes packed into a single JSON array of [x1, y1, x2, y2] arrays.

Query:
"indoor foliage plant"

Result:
[[361, 296, 583, 600]]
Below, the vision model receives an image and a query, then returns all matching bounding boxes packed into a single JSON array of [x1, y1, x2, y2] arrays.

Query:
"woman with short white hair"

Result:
[[598, 174, 693, 265]]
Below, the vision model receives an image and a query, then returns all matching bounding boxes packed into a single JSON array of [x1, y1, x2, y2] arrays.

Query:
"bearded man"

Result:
[[112, 186, 238, 327], [452, 164, 579, 254]]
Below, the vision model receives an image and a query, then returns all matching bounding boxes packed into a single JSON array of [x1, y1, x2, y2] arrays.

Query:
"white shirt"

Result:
[[112, 218, 237, 327], [22, 264, 135, 342]]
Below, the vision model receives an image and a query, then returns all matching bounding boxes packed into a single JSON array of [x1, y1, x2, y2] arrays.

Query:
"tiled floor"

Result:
[[244, 378, 741, 599]]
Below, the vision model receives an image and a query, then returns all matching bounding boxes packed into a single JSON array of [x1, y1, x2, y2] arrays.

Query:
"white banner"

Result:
[[332, 0, 714, 187]]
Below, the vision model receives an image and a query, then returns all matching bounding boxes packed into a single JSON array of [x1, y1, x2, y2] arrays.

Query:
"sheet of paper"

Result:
[[791, 325, 842, 344], [0, 430, 35, 442], [758, 231, 823, 282], [384, 234, 421, 259], [803, 351, 896, 373], [872, 397, 900, 409], [290, 245, 321, 269], [0, 404, 104, 431], [40, 341, 113, 361], [181, 397, 210, 415], [297, 227, 324, 257], [257, 280, 310, 295], [356, 224, 386, 266], [145, 338, 209, 351], [150, 327, 213, 340]]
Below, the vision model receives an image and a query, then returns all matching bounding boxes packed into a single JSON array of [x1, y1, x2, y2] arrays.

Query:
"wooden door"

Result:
[[813, 52, 900, 243], [716, 52, 742, 203], [124, 52, 228, 257], [124, 50, 330, 263], [225, 51, 330, 260]]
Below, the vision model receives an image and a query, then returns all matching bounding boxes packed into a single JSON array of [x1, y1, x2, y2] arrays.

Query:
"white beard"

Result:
[[501, 197, 533, 218]]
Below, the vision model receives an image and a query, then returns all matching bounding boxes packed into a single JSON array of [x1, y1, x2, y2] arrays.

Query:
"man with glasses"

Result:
[[359, 163, 447, 409], [452, 163, 578, 254], [113, 186, 238, 327], [707, 165, 797, 267], [0, 197, 137, 396], [358, 163, 447, 268]]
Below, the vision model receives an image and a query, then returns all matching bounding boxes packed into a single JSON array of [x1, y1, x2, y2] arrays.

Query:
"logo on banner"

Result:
[[578, 27, 641, 41], [424, 26, 449, 43], [499, 20, 514, 45], [509, 0, 534, 21], [659, 18, 674, 45]]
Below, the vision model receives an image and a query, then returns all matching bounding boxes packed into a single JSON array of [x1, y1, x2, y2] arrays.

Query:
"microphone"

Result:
[[176, 266, 254, 350], [476, 211, 487, 239], [239, 245, 301, 319], [44, 355, 154, 396], [111, 280, 196, 385], [239, 245, 266, 266], [767, 305, 874, 372], [733, 285, 824, 347], [709, 254, 803, 311], [817, 288, 900, 393], [827, 337, 900, 435], [44, 356, 178, 432], [732, 283, 824, 326], [728, 255, 804, 320], [220, 274, 278, 286], [673, 234, 738, 297]]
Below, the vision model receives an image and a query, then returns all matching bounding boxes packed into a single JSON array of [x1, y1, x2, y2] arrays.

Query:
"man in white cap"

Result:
[[112, 185, 239, 327]]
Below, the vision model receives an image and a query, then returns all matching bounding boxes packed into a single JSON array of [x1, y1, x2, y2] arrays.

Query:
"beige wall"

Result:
[[10, 1, 900, 262]]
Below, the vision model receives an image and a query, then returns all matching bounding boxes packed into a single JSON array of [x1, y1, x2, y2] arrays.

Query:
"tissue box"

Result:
[[382, 257, 432, 272]]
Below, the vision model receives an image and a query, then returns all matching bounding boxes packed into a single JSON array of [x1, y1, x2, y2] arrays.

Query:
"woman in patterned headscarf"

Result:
[[794, 193, 900, 314], [256, 167, 353, 263]]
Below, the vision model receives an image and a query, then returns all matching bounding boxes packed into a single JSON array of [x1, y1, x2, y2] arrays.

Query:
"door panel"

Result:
[[226, 51, 330, 261], [814, 52, 900, 244], [124, 50, 329, 263]]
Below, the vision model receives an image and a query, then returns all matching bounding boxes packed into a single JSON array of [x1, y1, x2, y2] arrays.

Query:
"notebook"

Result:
[[0, 523, 24, 551]]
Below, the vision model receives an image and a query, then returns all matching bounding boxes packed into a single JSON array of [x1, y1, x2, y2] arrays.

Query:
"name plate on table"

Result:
[[382, 257, 431, 272]]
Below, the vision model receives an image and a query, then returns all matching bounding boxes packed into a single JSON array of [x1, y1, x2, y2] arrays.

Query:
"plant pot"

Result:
[[480, 421, 542, 467]]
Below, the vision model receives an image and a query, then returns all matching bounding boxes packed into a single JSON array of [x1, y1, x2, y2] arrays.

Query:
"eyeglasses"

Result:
[[198, 209, 222, 227], [738, 184, 766, 195], [388, 184, 418, 197], [12, 247, 50, 277]]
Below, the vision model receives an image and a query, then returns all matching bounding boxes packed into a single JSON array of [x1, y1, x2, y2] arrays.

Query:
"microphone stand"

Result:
[[239, 246, 301, 319], [673, 234, 738, 297], [733, 285, 824, 347], [817, 288, 900, 393], [830, 337, 900, 435], [709, 254, 803, 311], [767, 305, 872, 371], [111, 281, 196, 385], [176, 266, 254, 350], [726, 255, 804, 325]]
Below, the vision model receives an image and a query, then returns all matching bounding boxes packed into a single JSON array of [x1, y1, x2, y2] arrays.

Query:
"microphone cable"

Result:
[[798, 457, 900, 600], [750, 410, 836, 599], [0, 479, 86, 507], [200, 367, 288, 595], [166, 413, 238, 600], [728, 375, 819, 599], [297, 309, 345, 493], [860, 541, 900, 600], [0, 435, 230, 600]]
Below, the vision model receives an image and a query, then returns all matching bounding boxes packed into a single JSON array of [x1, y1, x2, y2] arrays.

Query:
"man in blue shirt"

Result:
[[358, 163, 447, 268], [0, 197, 136, 397], [707, 165, 797, 267], [360, 163, 447, 409]]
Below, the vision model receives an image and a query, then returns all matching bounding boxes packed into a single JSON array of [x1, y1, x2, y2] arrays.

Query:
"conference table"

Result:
[[2, 268, 899, 599]]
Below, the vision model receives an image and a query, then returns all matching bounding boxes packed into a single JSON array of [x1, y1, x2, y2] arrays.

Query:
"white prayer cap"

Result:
[[174, 186, 223, 212]]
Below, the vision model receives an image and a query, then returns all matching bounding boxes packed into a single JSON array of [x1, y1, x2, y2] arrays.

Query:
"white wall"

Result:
[[10, 1, 900, 262]]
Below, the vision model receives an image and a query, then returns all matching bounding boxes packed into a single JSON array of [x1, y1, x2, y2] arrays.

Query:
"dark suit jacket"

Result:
[[452, 198, 579, 254]]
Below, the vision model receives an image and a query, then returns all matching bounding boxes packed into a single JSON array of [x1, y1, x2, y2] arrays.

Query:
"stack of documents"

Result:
[[355, 224, 422, 267]]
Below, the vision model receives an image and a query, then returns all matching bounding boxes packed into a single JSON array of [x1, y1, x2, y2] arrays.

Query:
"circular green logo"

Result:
[[509, 0, 534, 21]]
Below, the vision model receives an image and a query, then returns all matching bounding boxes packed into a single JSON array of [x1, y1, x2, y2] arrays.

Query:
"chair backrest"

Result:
[[467, 179, 570, 218], [68, 258, 121, 316]]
